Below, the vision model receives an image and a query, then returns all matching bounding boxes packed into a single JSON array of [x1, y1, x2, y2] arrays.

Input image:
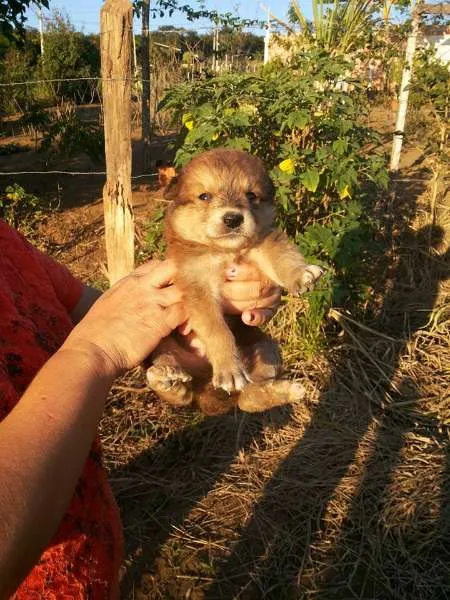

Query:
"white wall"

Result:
[[424, 34, 450, 64]]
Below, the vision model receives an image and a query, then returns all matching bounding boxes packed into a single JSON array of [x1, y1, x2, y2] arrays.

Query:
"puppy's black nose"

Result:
[[223, 212, 244, 229]]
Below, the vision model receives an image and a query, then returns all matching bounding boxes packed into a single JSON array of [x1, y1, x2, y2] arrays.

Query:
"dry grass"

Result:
[[96, 136, 450, 599]]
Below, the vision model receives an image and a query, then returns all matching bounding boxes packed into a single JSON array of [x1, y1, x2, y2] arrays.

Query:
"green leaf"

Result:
[[226, 110, 251, 128], [332, 138, 348, 156], [224, 137, 251, 151], [301, 169, 320, 193], [285, 110, 310, 131]]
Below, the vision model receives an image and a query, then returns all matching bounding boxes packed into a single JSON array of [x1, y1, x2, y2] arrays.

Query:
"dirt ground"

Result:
[[2, 106, 450, 599]]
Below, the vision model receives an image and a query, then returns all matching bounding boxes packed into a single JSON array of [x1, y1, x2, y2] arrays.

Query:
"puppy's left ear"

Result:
[[163, 175, 179, 201]]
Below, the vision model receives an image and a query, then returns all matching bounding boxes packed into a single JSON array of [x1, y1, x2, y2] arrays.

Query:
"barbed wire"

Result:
[[0, 76, 149, 88], [391, 177, 449, 182], [0, 65, 281, 88], [39, 19, 261, 31], [0, 170, 159, 179], [0, 168, 442, 185]]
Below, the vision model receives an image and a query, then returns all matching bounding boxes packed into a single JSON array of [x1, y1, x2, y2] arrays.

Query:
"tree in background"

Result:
[[0, 0, 48, 113], [0, 27, 40, 113], [0, 0, 48, 38], [41, 10, 100, 104]]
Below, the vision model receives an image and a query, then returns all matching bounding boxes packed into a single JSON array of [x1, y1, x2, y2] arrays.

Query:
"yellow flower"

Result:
[[279, 158, 295, 174], [211, 132, 219, 141], [239, 103, 258, 115], [182, 113, 194, 130], [339, 185, 351, 199]]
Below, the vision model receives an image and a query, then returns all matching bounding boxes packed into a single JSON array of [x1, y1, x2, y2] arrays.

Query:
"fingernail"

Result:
[[227, 265, 238, 278]]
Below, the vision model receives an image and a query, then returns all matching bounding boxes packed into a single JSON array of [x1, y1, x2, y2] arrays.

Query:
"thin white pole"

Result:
[[38, 8, 45, 56], [132, 17, 138, 77], [212, 26, 220, 73], [263, 5, 271, 64], [390, 3, 421, 172]]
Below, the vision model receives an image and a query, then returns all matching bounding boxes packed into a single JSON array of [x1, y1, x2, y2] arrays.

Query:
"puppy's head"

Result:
[[165, 149, 275, 251]]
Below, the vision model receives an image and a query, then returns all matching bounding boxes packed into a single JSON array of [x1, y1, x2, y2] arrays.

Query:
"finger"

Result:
[[222, 280, 262, 301], [142, 259, 178, 288], [222, 290, 282, 315], [242, 307, 277, 327], [225, 262, 264, 281], [163, 303, 187, 330], [153, 285, 184, 307], [222, 279, 280, 302]]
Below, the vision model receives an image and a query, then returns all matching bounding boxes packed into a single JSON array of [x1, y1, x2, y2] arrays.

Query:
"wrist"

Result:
[[58, 341, 120, 382]]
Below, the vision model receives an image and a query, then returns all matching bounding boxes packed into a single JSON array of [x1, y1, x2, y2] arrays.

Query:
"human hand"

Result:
[[62, 260, 185, 378], [221, 262, 281, 326]]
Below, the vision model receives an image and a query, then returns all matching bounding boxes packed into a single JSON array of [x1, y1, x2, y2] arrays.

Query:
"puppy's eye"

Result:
[[246, 191, 258, 202], [199, 192, 212, 201]]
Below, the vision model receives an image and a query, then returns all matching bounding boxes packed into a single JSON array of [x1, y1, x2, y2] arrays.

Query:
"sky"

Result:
[[25, 0, 302, 36]]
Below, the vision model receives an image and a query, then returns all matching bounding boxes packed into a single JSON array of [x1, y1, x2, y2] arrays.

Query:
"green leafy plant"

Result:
[[0, 142, 26, 155], [410, 48, 449, 161], [141, 206, 167, 260], [23, 102, 104, 164], [159, 49, 389, 352], [409, 48, 449, 221], [287, 0, 375, 55], [0, 183, 40, 228]]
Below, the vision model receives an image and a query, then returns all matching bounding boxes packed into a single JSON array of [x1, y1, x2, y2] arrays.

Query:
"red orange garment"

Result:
[[0, 220, 123, 599]]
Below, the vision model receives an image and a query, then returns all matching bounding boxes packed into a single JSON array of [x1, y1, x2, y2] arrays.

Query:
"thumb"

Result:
[[164, 303, 187, 331]]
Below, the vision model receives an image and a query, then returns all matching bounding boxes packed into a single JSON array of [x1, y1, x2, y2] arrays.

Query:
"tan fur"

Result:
[[157, 164, 177, 189], [147, 148, 322, 415]]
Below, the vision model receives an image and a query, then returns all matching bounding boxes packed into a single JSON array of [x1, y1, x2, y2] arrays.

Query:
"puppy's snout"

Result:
[[223, 212, 244, 230]]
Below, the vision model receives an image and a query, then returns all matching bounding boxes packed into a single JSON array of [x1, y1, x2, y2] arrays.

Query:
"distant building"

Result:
[[421, 25, 450, 64]]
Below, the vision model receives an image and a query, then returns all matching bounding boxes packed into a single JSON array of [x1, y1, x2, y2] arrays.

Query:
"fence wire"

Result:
[[0, 76, 151, 88], [0, 169, 440, 185], [0, 171, 159, 179]]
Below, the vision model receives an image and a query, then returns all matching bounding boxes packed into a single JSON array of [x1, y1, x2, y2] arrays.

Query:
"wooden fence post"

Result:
[[100, 0, 134, 285]]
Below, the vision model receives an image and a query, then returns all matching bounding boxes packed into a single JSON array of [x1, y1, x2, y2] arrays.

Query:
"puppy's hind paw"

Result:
[[296, 264, 324, 295], [212, 364, 251, 394], [146, 364, 193, 407], [287, 381, 306, 403]]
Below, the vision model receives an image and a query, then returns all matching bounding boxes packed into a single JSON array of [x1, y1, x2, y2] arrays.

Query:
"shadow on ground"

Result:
[[202, 221, 449, 599], [102, 147, 450, 598]]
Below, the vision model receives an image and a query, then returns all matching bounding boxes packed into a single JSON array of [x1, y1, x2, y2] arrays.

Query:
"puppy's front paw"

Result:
[[212, 362, 251, 394], [294, 264, 324, 295]]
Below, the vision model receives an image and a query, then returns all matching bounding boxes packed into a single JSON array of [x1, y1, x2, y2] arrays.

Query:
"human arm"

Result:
[[0, 260, 185, 598]]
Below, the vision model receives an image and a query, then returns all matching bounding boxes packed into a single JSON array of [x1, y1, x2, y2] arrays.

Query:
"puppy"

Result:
[[146, 148, 323, 415]]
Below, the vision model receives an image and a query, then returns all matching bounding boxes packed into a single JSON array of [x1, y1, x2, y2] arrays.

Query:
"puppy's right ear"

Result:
[[163, 175, 179, 201]]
